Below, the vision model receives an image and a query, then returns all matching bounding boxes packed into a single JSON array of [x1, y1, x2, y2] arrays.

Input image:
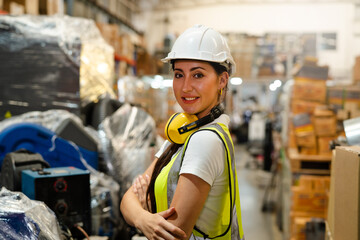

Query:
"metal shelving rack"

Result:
[[64, 0, 141, 35]]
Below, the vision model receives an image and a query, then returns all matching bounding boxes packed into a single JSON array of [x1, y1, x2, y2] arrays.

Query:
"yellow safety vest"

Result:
[[154, 123, 245, 239]]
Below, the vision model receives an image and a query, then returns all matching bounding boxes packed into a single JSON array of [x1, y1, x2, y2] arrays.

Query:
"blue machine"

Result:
[[0, 123, 98, 170]]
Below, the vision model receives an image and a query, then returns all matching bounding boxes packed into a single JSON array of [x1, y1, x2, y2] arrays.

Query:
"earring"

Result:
[[219, 88, 223, 96]]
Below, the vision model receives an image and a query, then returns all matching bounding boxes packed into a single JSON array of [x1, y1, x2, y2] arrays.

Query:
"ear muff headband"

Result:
[[178, 105, 224, 135], [165, 112, 180, 144], [165, 105, 224, 144]]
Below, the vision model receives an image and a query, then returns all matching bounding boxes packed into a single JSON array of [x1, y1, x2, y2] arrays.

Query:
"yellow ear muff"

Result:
[[165, 112, 199, 144]]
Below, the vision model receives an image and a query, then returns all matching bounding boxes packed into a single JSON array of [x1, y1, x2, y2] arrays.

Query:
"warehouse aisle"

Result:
[[235, 144, 282, 240]]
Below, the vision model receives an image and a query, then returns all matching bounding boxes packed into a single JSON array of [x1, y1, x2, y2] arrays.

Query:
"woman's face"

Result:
[[173, 60, 228, 119]]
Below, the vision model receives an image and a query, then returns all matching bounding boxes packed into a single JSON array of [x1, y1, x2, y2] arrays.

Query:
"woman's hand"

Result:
[[133, 174, 150, 211], [136, 207, 187, 240]]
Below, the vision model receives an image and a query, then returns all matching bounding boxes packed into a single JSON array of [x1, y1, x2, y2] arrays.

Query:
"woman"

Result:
[[120, 25, 244, 240]]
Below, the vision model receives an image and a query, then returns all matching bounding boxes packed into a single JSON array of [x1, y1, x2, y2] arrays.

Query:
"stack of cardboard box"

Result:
[[328, 85, 360, 121], [288, 60, 333, 239], [291, 113, 318, 155], [1, 0, 59, 15], [96, 22, 142, 77], [313, 107, 337, 155], [227, 34, 257, 79], [290, 175, 330, 240], [290, 60, 332, 156], [287, 56, 360, 239]]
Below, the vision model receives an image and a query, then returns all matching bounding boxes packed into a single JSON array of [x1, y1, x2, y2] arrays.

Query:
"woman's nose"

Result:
[[182, 75, 192, 92]]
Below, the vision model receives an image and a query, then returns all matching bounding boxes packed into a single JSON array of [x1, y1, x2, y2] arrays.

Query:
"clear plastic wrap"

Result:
[[0, 187, 62, 240], [0, 14, 115, 115], [0, 110, 123, 237], [117, 75, 172, 123], [90, 172, 122, 236], [98, 103, 157, 196], [0, 109, 99, 144]]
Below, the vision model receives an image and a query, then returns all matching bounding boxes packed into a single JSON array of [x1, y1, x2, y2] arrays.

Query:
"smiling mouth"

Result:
[[181, 97, 199, 103], [183, 97, 197, 101]]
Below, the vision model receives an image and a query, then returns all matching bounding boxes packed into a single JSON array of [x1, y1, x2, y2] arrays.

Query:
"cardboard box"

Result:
[[327, 151, 336, 239], [336, 109, 349, 121], [292, 186, 328, 212], [3, 0, 38, 14], [313, 116, 337, 136], [39, 0, 58, 15], [295, 131, 317, 147], [295, 64, 329, 80], [292, 77, 327, 103], [96, 23, 119, 50], [288, 130, 298, 148], [26, 0, 38, 14], [291, 100, 324, 115], [292, 113, 314, 133], [318, 136, 336, 155], [9, 1, 24, 14], [136, 49, 157, 76], [299, 175, 331, 192], [314, 106, 335, 117], [333, 146, 360, 240], [345, 87, 360, 107], [291, 210, 326, 227], [292, 217, 310, 240], [233, 52, 253, 79], [327, 86, 344, 110], [299, 146, 318, 155], [344, 102, 360, 118], [313, 106, 337, 137]]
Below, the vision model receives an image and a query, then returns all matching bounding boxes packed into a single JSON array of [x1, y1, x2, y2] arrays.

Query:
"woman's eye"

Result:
[[174, 73, 183, 78], [194, 73, 204, 78]]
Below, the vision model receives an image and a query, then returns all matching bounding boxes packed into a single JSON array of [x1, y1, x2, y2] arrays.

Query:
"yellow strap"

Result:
[[154, 151, 180, 212]]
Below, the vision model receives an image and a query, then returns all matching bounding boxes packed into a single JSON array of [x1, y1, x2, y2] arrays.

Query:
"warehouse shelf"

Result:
[[115, 53, 136, 66], [65, 0, 142, 35], [287, 148, 332, 175]]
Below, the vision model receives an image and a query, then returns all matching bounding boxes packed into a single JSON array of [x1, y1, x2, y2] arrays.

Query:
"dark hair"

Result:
[[146, 143, 181, 212]]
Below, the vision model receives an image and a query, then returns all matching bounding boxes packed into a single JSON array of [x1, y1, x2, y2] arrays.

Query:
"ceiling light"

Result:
[[230, 77, 243, 85]]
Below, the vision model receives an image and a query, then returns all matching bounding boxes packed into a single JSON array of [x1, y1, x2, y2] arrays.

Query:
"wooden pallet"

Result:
[[287, 148, 332, 175]]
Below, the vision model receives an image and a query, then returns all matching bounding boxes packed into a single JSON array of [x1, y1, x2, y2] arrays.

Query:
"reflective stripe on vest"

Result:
[[154, 123, 245, 240]]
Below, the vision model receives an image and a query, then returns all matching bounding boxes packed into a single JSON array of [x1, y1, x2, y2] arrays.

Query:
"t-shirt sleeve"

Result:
[[179, 130, 225, 186], [155, 140, 171, 158]]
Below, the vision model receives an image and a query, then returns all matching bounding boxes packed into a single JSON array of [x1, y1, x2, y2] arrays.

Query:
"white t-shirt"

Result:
[[155, 114, 231, 233]]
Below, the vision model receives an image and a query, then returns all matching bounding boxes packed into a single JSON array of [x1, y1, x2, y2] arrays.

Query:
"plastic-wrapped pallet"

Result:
[[0, 15, 116, 120], [0, 187, 62, 240], [98, 103, 157, 197]]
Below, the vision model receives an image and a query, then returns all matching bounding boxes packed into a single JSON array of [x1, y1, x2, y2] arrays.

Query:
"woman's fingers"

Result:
[[137, 210, 187, 240], [158, 207, 176, 219], [158, 208, 187, 239], [132, 175, 151, 210], [162, 221, 187, 240]]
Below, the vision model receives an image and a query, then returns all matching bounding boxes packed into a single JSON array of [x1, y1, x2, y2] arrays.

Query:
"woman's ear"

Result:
[[219, 72, 229, 89]]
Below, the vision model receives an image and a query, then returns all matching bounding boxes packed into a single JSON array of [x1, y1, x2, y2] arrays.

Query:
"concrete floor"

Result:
[[235, 143, 283, 240]]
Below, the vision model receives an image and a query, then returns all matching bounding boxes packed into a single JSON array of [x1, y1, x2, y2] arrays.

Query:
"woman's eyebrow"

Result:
[[174, 67, 206, 72], [190, 67, 206, 71]]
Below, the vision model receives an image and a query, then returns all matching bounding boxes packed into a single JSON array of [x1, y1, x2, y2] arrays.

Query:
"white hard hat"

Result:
[[162, 25, 236, 76]]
